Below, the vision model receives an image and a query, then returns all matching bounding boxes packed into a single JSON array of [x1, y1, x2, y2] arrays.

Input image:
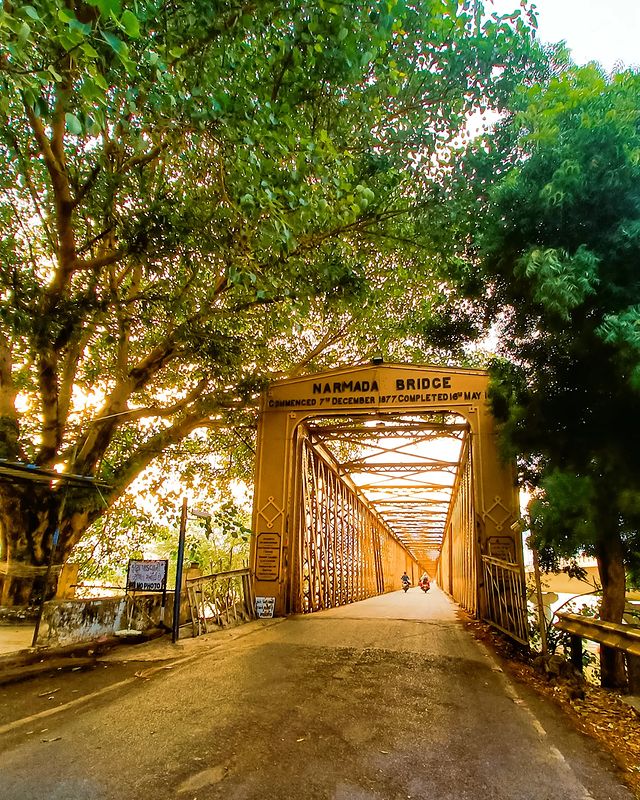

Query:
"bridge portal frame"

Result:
[[250, 363, 522, 622]]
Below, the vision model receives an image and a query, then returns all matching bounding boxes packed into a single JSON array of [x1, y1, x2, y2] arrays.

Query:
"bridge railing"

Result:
[[185, 568, 256, 637], [555, 612, 640, 692], [481, 554, 528, 645]]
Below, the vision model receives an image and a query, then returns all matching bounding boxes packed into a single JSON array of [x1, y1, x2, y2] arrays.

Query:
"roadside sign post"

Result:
[[124, 558, 169, 633], [172, 497, 189, 643]]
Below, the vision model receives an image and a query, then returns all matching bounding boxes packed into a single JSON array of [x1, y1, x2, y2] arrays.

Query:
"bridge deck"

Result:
[[0, 586, 632, 799]]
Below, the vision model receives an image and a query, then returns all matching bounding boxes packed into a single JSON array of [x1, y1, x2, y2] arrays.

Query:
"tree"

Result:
[[0, 0, 541, 605], [454, 64, 640, 687]]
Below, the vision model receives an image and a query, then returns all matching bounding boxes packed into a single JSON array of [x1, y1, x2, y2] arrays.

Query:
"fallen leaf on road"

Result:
[[37, 688, 60, 697]]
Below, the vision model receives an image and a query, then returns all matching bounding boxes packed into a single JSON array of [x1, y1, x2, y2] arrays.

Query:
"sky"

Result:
[[492, 0, 640, 72]]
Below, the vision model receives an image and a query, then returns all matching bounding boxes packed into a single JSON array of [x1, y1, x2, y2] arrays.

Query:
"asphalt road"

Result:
[[0, 586, 634, 800]]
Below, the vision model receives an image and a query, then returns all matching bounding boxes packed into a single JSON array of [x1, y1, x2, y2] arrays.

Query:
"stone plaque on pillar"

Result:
[[255, 532, 281, 581], [486, 536, 516, 563]]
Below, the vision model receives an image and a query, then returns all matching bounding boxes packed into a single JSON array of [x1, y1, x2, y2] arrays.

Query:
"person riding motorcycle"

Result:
[[419, 572, 431, 592], [401, 571, 411, 591]]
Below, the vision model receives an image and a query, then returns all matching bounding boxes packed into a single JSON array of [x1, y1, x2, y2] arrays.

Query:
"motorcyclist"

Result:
[[419, 572, 430, 591], [401, 571, 411, 590]]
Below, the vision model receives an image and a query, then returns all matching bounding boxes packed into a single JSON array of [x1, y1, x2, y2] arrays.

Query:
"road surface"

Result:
[[0, 586, 633, 800]]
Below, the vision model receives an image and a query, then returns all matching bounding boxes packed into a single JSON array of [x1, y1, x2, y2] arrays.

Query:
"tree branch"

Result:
[[104, 411, 227, 506], [115, 378, 210, 422], [0, 126, 56, 252], [0, 333, 22, 461], [36, 347, 61, 466], [24, 100, 76, 299]]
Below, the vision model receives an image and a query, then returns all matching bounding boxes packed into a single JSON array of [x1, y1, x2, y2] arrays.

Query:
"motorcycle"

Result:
[[402, 581, 410, 593]]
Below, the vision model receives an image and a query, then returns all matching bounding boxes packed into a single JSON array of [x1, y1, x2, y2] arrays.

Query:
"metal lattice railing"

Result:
[[293, 432, 414, 613], [449, 440, 476, 614], [481, 555, 528, 645], [186, 568, 256, 637]]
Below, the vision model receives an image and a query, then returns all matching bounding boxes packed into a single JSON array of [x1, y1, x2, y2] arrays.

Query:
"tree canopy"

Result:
[[454, 64, 640, 686], [0, 0, 541, 604]]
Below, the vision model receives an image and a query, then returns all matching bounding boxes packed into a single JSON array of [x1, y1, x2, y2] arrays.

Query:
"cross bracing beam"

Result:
[[358, 472, 455, 490], [309, 421, 468, 435], [377, 515, 448, 522], [301, 413, 473, 570], [340, 461, 461, 472], [374, 499, 450, 507]]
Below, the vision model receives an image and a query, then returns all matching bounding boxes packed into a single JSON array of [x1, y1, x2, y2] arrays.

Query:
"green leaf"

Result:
[[69, 18, 92, 36], [120, 10, 140, 38], [47, 64, 63, 81], [65, 112, 83, 135], [92, 71, 109, 91], [97, 0, 122, 15], [81, 42, 100, 58], [101, 30, 127, 56]]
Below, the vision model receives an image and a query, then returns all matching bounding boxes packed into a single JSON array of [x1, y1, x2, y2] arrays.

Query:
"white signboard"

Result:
[[126, 559, 168, 592], [256, 596, 276, 619]]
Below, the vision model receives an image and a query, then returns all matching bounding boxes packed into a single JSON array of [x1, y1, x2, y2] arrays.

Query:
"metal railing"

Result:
[[555, 612, 640, 657], [185, 568, 256, 637], [555, 612, 640, 692], [481, 554, 528, 645], [443, 437, 476, 614]]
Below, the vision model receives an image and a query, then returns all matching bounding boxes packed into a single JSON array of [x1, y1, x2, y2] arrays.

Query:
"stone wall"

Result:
[[35, 592, 176, 647]]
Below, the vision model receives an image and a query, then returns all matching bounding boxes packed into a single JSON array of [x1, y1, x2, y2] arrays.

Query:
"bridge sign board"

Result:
[[126, 559, 168, 592], [256, 596, 276, 618]]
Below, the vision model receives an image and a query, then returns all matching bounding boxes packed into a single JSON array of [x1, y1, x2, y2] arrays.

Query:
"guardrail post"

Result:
[[569, 634, 583, 673], [628, 654, 640, 694]]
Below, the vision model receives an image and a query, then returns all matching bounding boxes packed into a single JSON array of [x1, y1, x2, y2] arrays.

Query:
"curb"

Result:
[[0, 618, 285, 686], [0, 627, 167, 686]]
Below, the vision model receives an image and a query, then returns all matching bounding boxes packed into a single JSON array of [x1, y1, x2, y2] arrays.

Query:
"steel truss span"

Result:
[[293, 427, 415, 613], [438, 436, 477, 615], [305, 412, 467, 578]]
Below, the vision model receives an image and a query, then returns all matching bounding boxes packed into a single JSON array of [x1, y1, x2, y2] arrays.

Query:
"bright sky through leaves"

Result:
[[492, 0, 640, 72]]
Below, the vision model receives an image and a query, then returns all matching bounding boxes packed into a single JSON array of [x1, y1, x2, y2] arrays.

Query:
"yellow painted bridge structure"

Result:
[[250, 363, 528, 643]]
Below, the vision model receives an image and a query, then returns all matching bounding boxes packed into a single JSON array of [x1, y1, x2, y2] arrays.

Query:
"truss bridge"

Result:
[[251, 364, 528, 643]]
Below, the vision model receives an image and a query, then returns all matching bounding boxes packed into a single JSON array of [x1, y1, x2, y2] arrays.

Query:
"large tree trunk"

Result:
[[595, 523, 627, 689], [0, 481, 90, 606], [0, 470, 116, 607], [0, 483, 58, 606]]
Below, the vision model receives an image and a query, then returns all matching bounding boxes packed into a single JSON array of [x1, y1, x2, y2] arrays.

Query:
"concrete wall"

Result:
[[35, 593, 174, 647]]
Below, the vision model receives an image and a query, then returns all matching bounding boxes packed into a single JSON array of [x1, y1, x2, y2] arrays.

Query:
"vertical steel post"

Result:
[[172, 497, 188, 644]]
